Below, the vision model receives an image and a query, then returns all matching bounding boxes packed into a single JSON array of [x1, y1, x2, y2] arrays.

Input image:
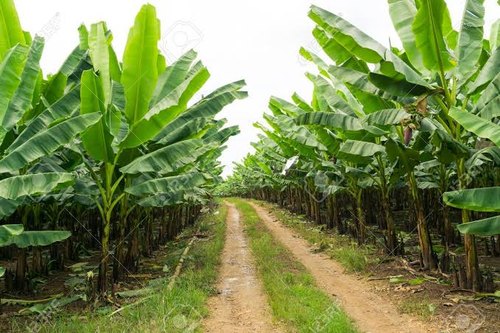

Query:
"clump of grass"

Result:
[[331, 246, 368, 273], [231, 198, 357, 333], [398, 297, 437, 319], [13, 204, 228, 333]]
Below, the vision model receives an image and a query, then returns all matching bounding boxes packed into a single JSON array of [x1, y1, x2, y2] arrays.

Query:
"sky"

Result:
[[16, 0, 500, 177]]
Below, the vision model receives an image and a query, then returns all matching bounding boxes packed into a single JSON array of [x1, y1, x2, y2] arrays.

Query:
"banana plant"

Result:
[[443, 114, 500, 237], [76, 6, 246, 293], [0, 223, 70, 292], [0, 1, 104, 291], [302, 0, 499, 290], [226, 1, 498, 289], [0, 0, 102, 212]]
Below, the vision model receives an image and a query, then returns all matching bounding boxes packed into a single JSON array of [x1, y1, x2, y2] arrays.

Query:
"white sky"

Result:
[[16, 0, 500, 177]]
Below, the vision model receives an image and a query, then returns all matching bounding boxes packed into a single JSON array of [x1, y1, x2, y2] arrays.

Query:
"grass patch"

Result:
[[11, 204, 228, 333], [258, 201, 369, 273], [332, 246, 368, 273], [398, 296, 437, 319], [230, 198, 357, 333]]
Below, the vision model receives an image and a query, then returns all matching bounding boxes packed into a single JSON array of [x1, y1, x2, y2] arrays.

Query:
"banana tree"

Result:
[[0, 224, 70, 290], [294, 64, 410, 252], [0, 0, 105, 291], [443, 111, 500, 246], [76, 6, 246, 293], [304, 0, 499, 289]]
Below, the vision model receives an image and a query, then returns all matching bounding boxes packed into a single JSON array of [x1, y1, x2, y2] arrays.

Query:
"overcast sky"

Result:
[[16, 0, 500, 177]]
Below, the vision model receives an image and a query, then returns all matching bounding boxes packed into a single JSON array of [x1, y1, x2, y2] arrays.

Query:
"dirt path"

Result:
[[203, 202, 281, 333], [249, 201, 435, 333]]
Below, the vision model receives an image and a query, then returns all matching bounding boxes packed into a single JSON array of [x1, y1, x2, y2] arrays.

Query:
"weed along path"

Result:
[[203, 202, 280, 333], [249, 201, 432, 333]]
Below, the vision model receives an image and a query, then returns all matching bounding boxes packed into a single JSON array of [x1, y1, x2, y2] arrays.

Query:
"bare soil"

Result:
[[249, 201, 439, 333], [203, 202, 281, 333]]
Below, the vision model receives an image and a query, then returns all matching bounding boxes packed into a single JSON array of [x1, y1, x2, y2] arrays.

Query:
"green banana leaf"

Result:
[[468, 48, 499, 95], [119, 139, 204, 175], [88, 22, 111, 105], [0, 197, 21, 219], [385, 138, 421, 173], [151, 49, 198, 105], [0, 45, 29, 131], [0, 0, 26, 59], [456, 0, 485, 78], [0, 113, 101, 173], [412, 0, 455, 71], [0, 224, 24, 243], [80, 70, 114, 162], [387, 0, 423, 70], [449, 107, 500, 146], [0, 173, 74, 200], [156, 118, 209, 146], [9, 86, 81, 151], [126, 172, 206, 197], [309, 5, 386, 63], [443, 187, 500, 212], [204, 126, 240, 145], [306, 74, 355, 115], [338, 140, 385, 165], [122, 4, 160, 126], [474, 72, 500, 120], [153, 81, 247, 144], [295, 112, 363, 132], [121, 61, 210, 148], [310, 27, 351, 65], [363, 108, 410, 126], [2, 37, 44, 130], [1, 230, 71, 248], [456, 216, 500, 236], [490, 19, 500, 51]]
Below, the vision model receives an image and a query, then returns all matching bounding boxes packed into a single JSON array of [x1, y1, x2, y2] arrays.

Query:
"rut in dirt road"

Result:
[[203, 202, 281, 333], [249, 201, 434, 333]]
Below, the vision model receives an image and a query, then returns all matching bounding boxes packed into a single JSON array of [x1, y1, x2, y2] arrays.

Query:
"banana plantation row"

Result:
[[0, 1, 246, 295], [222, 1, 500, 292]]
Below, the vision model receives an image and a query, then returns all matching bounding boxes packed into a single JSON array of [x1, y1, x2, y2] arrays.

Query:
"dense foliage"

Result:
[[222, 0, 499, 291], [0, 0, 245, 294]]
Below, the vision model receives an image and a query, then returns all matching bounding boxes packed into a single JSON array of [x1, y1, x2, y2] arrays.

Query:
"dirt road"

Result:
[[203, 202, 281, 333], [249, 201, 434, 333]]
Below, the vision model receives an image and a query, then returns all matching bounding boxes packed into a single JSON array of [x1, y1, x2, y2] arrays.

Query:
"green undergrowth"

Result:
[[229, 198, 357, 333], [256, 201, 370, 273], [398, 296, 437, 319], [11, 203, 228, 333]]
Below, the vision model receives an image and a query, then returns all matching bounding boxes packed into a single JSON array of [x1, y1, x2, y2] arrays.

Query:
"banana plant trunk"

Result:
[[409, 173, 436, 270], [355, 189, 366, 245], [381, 191, 398, 255], [376, 155, 398, 254], [98, 214, 111, 294], [457, 160, 482, 291], [15, 248, 27, 291]]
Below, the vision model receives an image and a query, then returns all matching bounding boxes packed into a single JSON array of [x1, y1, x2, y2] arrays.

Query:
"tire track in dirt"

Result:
[[249, 201, 435, 333], [203, 202, 281, 333]]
